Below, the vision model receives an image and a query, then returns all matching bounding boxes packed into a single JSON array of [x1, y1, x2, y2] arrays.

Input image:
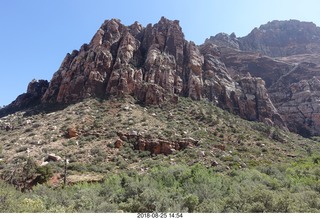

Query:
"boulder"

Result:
[[114, 139, 124, 149], [211, 160, 219, 167], [67, 127, 78, 138], [120, 132, 198, 155], [45, 154, 62, 162]]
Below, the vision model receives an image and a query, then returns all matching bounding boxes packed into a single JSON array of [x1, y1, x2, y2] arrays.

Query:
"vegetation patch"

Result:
[[1, 97, 320, 212]]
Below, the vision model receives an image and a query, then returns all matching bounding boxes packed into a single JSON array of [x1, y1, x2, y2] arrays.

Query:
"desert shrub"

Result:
[[99, 174, 124, 202], [90, 147, 107, 164], [0, 180, 22, 212], [271, 128, 286, 142], [251, 122, 271, 135], [31, 185, 73, 212], [36, 165, 53, 183], [68, 162, 87, 172], [183, 194, 199, 212], [67, 139, 77, 146], [138, 150, 151, 158], [73, 187, 98, 212], [32, 123, 42, 128], [2, 154, 320, 213], [24, 127, 33, 133], [16, 197, 46, 213], [94, 201, 119, 212]]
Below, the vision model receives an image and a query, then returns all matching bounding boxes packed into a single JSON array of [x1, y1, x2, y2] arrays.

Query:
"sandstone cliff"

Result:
[[38, 17, 283, 127], [10, 18, 320, 135], [208, 20, 320, 136]]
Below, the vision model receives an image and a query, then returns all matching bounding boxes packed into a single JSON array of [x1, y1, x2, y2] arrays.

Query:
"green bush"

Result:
[[0, 180, 21, 212], [2, 156, 320, 213], [183, 194, 199, 212], [17, 198, 46, 213], [36, 165, 53, 183]]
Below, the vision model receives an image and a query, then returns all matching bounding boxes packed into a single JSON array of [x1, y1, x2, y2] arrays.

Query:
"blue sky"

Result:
[[1, 0, 320, 106]]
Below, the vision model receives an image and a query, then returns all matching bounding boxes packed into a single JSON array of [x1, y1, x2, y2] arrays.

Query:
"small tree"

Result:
[[36, 165, 53, 183], [22, 157, 37, 191]]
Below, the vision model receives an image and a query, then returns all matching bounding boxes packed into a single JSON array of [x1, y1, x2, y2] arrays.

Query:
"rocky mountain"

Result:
[[239, 20, 320, 57], [39, 16, 283, 128], [2, 17, 320, 137], [208, 19, 320, 137], [2, 18, 320, 212]]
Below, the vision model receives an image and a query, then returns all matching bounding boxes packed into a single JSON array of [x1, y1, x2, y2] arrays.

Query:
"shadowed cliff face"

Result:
[[0, 80, 49, 117], [268, 60, 320, 137]]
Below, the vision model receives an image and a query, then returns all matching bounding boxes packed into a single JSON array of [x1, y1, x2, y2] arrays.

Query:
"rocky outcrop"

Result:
[[208, 20, 320, 136], [41, 17, 187, 104], [268, 61, 320, 137], [237, 76, 285, 127], [205, 32, 240, 50], [66, 127, 78, 138], [238, 20, 320, 57], [44, 153, 62, 162], [116, 132, 199, 155], [199, 41, 285, 126], [37, 17, 282, 127], [0, 79, 49, 117], [217, 49, 293, 88], [274, 77, 320, 137], [8, 18, 320, 135]]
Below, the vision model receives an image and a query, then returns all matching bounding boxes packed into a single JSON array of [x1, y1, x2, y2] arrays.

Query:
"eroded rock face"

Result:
[[0, 17, 286, 129], [116, 132, 199, 155], [37, 17, 282, 126], [268, 61, 320, 137], [199, 41, 285, 127], [238, 20, 320, 57], [0, 79, 49, 117], [41, 17, 187, 104], [276, 77, 320, 137], [205, 32, 240, 50], [10, 18, 320, 135], [207, 20, 320, 136]]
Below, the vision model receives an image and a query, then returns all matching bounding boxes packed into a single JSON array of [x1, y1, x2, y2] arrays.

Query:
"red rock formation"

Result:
[[6, 18, 320, 135], [114, 139, 124, 148], [117, 132, 199, 155], [67, 127, 78, 138], [208, 21, 320, 136], [41, 17, 187, 104]]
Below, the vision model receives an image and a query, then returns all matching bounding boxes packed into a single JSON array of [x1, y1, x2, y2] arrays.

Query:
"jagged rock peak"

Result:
[[1, 17, 286, 131], [205, 32, 240, 50], [41, 17, 188, 104], [239, 20, 320, 56]]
